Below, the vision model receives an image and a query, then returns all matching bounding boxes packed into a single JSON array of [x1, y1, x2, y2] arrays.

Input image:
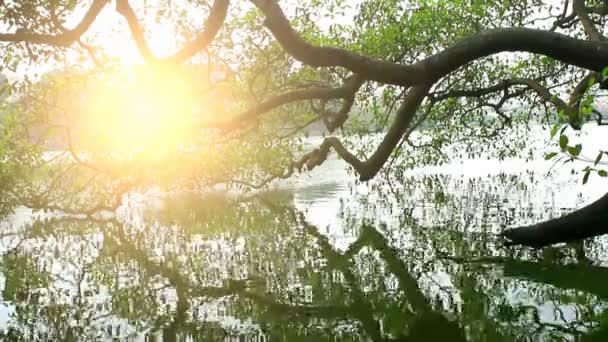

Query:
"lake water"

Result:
[[1, 124, 608, 341]]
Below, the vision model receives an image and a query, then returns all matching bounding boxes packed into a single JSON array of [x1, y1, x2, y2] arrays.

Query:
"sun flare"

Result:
[[65, 64, 219, 160]]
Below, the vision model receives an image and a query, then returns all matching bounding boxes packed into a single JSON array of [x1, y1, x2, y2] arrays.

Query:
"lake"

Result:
[[1, 124, 608, 341]]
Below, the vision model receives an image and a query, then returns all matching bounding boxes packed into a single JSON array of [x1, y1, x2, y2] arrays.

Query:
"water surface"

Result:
[[2, 126, 608, 341]]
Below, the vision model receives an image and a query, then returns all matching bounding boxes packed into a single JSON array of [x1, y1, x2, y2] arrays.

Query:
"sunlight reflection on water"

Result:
[[1, 123, 608, 340], [293, 124, 608, 255]]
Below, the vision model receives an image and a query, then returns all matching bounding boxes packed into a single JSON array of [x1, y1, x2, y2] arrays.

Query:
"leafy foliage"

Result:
[[0, 0, 606, 214]]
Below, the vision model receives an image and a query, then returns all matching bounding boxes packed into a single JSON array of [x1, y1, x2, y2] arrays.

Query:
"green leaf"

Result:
[[550, 124, 560, 138], [595, 152, 603, 166], [559, 135, 569, 150], [583, 170, 591, 184], [599, 170, 608, 177], [567, 144, 582, 157], [544, 152, 558, 160]]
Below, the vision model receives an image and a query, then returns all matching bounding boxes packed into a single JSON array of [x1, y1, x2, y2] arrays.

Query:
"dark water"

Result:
[[2, 135, 608, 340]]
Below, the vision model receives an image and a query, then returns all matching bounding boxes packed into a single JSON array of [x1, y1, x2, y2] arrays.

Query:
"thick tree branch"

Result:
[[250, 0, 427, 86], [0, 0, 108, 46], [420, 29, 608, 83], [252, 0, 608, 87], [502, 193, 608, 247]]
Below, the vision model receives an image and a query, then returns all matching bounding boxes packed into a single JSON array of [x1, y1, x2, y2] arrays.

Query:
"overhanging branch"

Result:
[[294, 85, 431, 181], [0, 0, 108, 46], [502, 193, 608, 247], [208, 75, 364, 131], [116, 0, 230, 64], [250, 0, 426, 86], [252, 0, 608, 87], [167, 0, 230, 64], [433, 77, 569, 113], [115, 0, 157, 62]]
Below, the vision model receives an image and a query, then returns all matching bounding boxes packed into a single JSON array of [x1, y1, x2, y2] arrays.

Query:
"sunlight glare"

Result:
[[74, 64, 207, 160]]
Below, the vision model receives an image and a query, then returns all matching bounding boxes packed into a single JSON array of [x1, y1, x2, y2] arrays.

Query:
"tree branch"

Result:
[[433, 77, 566, 110], [115, 0, 157, 62], [250, 0, 426, 86], [294, 85, 431, 181], [573, 0, 605, 41], [116, 0, 230, 64], [432, 76, 573, 124], [167, 0, 230, 64], [0, 0, 108, 46], [502, 193, 608, 247], [252, 0, 608, 87], [316, 76, 365, 132], [568, 71, 601, 107], [516, 78, 569, 112], [208, 75, 364, 131]]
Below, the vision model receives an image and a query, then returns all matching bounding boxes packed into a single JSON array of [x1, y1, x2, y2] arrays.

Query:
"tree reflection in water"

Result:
[[1, 175, 608, 341]]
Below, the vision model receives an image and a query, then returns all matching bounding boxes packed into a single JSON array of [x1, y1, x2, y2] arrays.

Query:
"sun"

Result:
[[56, 2, 237, 162], [66, 64, 208, 159]]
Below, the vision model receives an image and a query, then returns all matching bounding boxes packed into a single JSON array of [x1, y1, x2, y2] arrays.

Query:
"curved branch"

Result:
[[115, 0, 157, 62], [502, 192, 608, 247], [251, 0, 426, 86], [167, 0, 230, 64], [568, 72, 602, 107], [252, 0, 608, 87], [295, 85, 431, 181], [318, 95, 357, 133], [418, 29, 608, 84], [116, 0, 230, 64], [317, 77, 365, 132], [208, 75, 364, 131], [0, 0, 108, 46], [516, 78, 569, 112], [573, 0, 605, 41], [432, 76, 576, 129], [433, 77, 569, 113]]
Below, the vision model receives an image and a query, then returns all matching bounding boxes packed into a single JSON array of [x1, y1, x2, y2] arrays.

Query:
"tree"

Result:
[[1, 0, 608, 247]]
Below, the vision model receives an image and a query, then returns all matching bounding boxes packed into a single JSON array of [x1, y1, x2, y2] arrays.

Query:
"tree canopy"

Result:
[[1, 0, 608, 246]]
